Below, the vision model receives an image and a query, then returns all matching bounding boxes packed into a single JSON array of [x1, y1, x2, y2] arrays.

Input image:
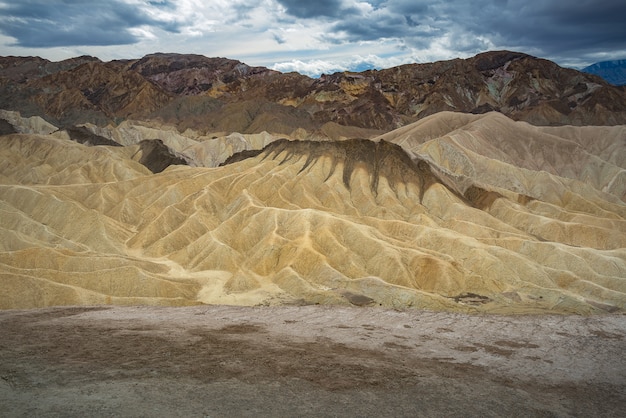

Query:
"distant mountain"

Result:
[[1, 51, 626, 137], [582, 59, 626, 86]]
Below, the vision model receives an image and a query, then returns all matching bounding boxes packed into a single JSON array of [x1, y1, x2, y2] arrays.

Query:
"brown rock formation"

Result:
[[1, 51, 625, 135]]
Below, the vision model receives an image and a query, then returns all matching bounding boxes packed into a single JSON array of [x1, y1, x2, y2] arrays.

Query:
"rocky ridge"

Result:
[[1, 51, 625, 137]]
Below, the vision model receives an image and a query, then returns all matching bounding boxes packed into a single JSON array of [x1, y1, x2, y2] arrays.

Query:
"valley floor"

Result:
[[1, 305, 625, 417]]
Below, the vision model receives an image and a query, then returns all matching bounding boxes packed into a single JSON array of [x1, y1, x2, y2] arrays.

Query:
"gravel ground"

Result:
[[1, 305, 625, 417]]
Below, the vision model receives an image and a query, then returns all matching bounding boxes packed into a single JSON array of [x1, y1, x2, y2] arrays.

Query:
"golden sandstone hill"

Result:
[[1, 109, 624, 313]]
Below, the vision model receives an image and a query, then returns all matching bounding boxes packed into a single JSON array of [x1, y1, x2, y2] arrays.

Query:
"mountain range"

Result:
[[2, 50, 626, 140], [583, 59, 626, 86], [1, 51, 625, 314]]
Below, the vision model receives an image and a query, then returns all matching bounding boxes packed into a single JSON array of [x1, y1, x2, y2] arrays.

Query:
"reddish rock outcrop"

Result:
[[1, 51, 625, 134]]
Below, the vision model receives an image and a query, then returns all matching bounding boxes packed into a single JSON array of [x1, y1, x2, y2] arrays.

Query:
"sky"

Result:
[[0, 0, 625, 77]]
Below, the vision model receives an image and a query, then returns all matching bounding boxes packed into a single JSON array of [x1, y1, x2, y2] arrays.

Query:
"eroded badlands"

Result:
[[0, 111, 625, 314]]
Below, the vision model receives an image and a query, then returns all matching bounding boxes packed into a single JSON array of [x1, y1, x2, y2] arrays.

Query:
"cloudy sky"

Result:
[[0, 0, 624, 76]]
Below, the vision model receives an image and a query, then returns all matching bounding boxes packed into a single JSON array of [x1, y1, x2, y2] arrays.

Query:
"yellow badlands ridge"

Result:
[[0, 112, 625, 313]]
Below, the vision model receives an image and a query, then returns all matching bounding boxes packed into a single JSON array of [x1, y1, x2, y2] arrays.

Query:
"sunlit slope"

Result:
[[381, 112, 626, 249], [0, 134, 202, 308], [380, 111, 626, 203], [1, 114, 625, 313]]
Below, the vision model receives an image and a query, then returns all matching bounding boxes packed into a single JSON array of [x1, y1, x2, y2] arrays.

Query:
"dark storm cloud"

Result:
[[319, 1, 441, 46], [0, 0, 180, 48], [276, 0, 347, 18], [326, 11, 439, 47], [385, 0, 431, 16], [441, 0, 626, 58], [302, 0, 625, 62], [328, 12, 405, 42]]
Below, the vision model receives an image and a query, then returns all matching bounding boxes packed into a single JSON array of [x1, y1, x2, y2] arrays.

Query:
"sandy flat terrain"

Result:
[[1, 305, 624, 417]]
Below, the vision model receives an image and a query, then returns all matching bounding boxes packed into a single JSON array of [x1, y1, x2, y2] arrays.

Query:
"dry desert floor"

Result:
[[1, 305, 625, 417]]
